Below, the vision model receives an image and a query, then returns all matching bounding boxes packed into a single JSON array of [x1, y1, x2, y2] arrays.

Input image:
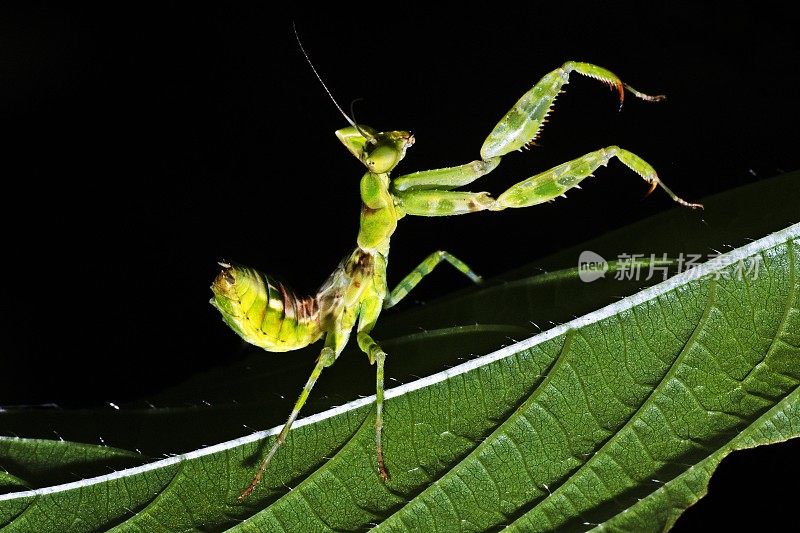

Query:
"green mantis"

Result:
[[210, 57, 702, 500]]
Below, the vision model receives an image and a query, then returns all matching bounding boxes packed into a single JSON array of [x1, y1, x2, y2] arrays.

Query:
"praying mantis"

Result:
[[209, 48, 702, 499]]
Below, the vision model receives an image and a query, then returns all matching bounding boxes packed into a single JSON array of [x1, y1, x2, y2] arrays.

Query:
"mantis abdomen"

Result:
[[210, 263, 323, 352]]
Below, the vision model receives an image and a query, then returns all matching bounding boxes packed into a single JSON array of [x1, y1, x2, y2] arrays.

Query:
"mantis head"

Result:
[[291, 24, 415, 175], [336, 126, 415, 174]]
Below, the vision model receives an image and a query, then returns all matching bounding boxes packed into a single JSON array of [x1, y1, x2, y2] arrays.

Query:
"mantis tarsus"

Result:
[[210, 54, 702, 500]]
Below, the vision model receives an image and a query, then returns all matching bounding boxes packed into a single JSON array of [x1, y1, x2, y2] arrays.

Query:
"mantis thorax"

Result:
[[335, 125, 413, 252]]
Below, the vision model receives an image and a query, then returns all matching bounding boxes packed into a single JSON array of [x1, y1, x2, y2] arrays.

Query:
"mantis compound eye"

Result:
[[363, 130, 415, 173], [364, 144, 401, 174]]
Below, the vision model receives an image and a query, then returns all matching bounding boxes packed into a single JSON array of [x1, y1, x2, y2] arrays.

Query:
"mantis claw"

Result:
[[644, 179, 659, 197]]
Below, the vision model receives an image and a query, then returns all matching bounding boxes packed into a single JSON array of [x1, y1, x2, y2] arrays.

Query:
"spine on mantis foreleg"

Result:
[[481, 61, 665, 160], [210, 263, 323, 352]]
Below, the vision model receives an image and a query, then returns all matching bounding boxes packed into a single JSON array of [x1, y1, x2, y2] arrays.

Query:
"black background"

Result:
[[1, 4, 798, 530]]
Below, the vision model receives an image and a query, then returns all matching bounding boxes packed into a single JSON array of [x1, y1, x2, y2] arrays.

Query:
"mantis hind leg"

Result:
[[239, 341, 337, 500]]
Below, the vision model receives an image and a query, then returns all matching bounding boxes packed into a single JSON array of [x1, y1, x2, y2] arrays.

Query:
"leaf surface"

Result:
[[1, 172, 798, 531]]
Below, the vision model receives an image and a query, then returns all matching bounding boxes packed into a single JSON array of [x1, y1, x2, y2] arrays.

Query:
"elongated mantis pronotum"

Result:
[[210, 44, 702, 499]]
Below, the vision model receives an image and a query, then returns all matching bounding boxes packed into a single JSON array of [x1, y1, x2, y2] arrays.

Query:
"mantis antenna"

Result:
[[292, 23, 376, 143]]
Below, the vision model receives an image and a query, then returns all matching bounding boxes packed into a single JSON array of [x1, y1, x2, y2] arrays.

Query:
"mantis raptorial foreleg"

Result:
[[492, 146, 703, 209], [393, 60, 699, 213], [396, 146, 701, 216], [385, 250, 482, 308], [392, 158, 501, 192], [480, 61, 665, 160]]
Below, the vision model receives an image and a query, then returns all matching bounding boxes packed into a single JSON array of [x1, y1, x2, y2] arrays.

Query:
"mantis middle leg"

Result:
[[384, 250, 482, 309], [356, 291, 391, 480], [355, 249, 483, 479]]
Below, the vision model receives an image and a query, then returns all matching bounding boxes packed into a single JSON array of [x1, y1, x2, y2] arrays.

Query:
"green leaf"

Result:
[[1, 172, 799, 531]]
